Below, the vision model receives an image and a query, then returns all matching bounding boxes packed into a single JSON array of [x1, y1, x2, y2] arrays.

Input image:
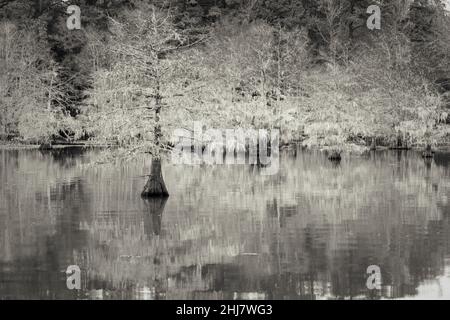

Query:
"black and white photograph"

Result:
[[1, 0, 450, 307]]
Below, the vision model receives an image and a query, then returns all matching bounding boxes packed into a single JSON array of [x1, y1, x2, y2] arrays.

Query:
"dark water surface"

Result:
[[1, 147, 450, 300]]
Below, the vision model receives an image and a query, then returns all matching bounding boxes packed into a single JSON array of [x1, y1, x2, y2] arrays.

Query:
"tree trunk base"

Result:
[[370, 137, 377, 151], [141, 159, 169, 198], [39, 142, 53, 150], [328, 151, 342, 161], [422, 144, 434, 159]]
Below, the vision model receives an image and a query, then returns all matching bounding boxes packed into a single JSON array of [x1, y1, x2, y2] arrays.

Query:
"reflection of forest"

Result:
[[0, 149, 91, 299], [1, 148, 450, 299], [83, 149, 450, 299]]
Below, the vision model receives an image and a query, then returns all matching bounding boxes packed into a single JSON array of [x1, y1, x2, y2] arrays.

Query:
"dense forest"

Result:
[[1, 0, 450, 155]]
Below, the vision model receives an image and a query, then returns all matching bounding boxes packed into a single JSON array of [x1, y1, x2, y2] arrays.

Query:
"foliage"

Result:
[[1, 0, 449, 153]]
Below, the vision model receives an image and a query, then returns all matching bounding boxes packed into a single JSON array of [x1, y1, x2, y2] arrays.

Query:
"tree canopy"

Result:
[[1, 0, 449, 153]]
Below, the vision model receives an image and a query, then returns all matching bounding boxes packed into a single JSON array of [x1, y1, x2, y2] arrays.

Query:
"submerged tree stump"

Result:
[[390, 131, 410, 150], [328, 151, 342, 161], [141, 158, 169, 198], [39, 142, 53, 150], [422, 144, 434, 158], [370, 137, 377, 151], [396, 133, 403, 148]]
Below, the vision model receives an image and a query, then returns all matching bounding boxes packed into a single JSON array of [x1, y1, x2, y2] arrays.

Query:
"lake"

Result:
[[1, 147, 450, 299]]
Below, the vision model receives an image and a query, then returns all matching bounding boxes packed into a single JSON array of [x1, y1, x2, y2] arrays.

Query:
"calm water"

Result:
[[1, 147, 450, 300]]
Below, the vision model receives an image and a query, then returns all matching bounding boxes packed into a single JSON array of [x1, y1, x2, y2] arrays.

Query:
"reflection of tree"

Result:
[[41, 147, 87, 169], [142, 198, 167, 238], [435, 152, 450, 168]]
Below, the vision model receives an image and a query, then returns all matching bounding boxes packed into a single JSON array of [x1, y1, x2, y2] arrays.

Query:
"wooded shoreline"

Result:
[[1, 0, 450, 183], [2, 139, 450, 152]]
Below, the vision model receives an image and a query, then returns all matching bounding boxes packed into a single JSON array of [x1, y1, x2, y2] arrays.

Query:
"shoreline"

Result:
[[2, 141, 450, 153], [0, 142, 111, 150]]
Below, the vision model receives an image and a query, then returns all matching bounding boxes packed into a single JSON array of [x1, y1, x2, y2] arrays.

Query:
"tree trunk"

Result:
[[370, 137, 376, 151], [422, 143, 434, 158], [396, 132, 402, 148], [141, 56, 169, 198], [142, 158, 169, 198], [328, 150, 342, 161], [39, 142, 53, 150]]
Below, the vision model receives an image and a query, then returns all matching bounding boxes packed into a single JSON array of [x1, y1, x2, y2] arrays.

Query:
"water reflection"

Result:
[[0, 148, 450, 299], [142, 198, 166, 237]]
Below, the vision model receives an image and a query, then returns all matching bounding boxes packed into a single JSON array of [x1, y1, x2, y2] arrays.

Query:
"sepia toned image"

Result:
[[1, 0, 450, 304]]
